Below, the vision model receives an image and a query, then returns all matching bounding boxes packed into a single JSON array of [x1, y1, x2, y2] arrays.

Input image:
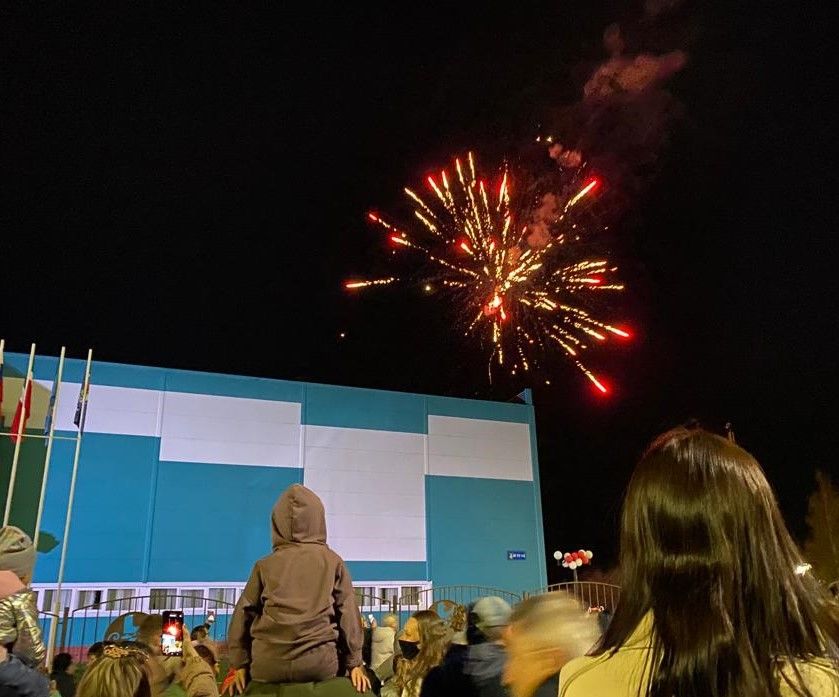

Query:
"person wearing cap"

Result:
[[0, 525, 50, 696], [420, 597, 512, 697]]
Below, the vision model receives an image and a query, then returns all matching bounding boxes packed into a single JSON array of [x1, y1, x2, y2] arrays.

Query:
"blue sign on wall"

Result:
[[507, 550, 527, 561]]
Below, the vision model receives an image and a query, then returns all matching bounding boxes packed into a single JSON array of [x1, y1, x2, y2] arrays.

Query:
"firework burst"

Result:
[[345, 152, 630, 394]]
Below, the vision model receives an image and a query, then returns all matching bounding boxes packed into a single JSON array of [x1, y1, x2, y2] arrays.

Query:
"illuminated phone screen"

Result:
[[161, 611, 184, 657]]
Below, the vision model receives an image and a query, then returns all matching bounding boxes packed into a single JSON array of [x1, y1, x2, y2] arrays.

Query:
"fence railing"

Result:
[[40, 594, 236, 663], [37, 583, 619, 662], [528, 582, 621, 611]]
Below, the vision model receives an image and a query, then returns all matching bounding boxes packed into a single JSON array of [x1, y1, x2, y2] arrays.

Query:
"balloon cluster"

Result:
[[554, 549, 594, 569]]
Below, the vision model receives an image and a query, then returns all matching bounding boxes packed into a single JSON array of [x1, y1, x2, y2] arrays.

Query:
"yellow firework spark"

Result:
[[346, 153, 630, 393]]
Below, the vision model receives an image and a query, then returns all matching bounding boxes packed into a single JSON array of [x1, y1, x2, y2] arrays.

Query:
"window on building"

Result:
[[105, 589, 136, 612], [179, 589, 205, 608], [76, 590, 103, 609], [150, 588, 178, 611], [42, 589, 72, 613], [400, 586, 420, 605], [380, 587, 399, 606], [354, 587, 376, 608], [207, 588, 237, 608]]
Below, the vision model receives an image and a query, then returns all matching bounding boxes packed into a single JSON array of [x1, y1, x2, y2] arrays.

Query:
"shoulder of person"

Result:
[[558, 653, 611, 694], [778, 658, 839, 697]]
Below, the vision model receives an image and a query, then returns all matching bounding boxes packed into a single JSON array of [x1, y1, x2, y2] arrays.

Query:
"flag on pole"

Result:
[[9, 373, 33, 443], [43, 370, 59, 441], [73, 380, 89, 432]]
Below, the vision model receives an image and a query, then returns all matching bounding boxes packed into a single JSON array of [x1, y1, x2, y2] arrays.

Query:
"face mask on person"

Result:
[[399, 640, 420, 660]]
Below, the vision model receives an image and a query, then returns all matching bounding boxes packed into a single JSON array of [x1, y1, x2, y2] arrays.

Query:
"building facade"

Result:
[[1, 352, 547, 617]]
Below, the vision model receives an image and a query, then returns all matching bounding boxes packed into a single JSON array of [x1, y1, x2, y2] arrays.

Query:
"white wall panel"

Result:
[[5, 379, 164, 437], [427, 415, 533, 481], [159, 392, 301, 467], [303, 425, 426, 561]]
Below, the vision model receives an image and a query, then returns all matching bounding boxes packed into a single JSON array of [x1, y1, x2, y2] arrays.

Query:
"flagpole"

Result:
[[3, 342, 36, 526], [0, 338, 5, 426], [33, 347, 66, 557], [46, 348, 92, 665]]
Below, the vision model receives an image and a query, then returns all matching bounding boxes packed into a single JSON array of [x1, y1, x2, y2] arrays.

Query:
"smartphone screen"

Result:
[[161, 611, 184, 657]]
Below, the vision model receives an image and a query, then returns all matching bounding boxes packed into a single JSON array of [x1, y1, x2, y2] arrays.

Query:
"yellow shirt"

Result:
[[559, 615, 839, 697]]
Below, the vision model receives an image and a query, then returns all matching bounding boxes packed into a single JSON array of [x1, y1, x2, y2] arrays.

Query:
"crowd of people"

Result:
[[2, 426, 839, 696]]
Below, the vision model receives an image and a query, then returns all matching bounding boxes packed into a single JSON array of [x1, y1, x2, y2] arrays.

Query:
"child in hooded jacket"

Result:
[[0, 525, 49, 697]]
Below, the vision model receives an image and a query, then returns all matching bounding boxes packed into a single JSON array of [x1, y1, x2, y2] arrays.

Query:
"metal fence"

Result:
[[528, 582, 621, 611], [352, 585, 522, 629], [37, 583, 612, 663], [41, 594, 236, 662]]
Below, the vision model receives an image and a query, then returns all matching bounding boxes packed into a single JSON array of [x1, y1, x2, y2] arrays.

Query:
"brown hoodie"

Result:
[[228, 484, 363, 683]]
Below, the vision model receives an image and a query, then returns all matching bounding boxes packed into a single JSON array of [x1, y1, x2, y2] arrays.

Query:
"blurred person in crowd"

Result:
[[560, 427, 839, 697], [76, 643, 153, 697], [383, 612, 449, 697], [462, 597, 512, 697], [370, 614, 398, 685], [0, 525, 49, 696], [420, 597, 511, 697], [190, 626, 217, 664], [50, 653, 77, 697], [448, 605, 467, 648], [503, 593, 599, 697], [161, 626, 219, 697], [87, 644, 104, 663], [228, 484, 369, 694]]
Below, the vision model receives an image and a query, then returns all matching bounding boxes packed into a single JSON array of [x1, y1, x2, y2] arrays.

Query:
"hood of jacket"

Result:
[[271, 484, 327, 548]]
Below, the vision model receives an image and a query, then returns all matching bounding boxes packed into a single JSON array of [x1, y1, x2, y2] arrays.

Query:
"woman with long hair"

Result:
[[76, 642, 153, 697], [560, 426, 839, 697], [385, 611, 450, 697]]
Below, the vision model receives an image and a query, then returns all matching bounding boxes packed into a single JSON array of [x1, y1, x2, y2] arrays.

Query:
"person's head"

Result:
[[597, 426, 839, 697], [0, 525, 35, 584], [76, 643, 153, 697], [193, 644, 216, 671], [394, 612, 450, 693], [382, 613, 398, 631], [504, 593, 599, 697], [400, 609, 439, 644], [87, 642, 105, 662], [52, 653, 75, 675], [449, 605, 467, 633], [272, 484, 326, 548], [467, 596, 512, 644], [190, 625, 208, 642]]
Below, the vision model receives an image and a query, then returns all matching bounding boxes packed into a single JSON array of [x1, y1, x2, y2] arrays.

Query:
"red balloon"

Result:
[[571, 552, 579, 560], [564, 553, 572, 561]]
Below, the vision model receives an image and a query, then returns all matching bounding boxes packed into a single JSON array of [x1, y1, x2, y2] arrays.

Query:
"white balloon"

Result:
[[553, 550, 563, 560], [586, 550, 594, 560]]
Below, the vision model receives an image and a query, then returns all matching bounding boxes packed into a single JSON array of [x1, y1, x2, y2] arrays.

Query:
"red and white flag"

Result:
[[9, 372, 33, 443]]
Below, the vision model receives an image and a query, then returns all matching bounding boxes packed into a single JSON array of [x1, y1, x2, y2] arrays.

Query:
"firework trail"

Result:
[[345, 153, 630, 394]]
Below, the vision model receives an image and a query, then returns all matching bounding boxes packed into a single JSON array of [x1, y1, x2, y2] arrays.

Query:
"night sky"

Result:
[[3, 2, 835, 581]]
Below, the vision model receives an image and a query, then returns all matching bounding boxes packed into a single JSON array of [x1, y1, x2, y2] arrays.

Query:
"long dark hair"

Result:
[[394, 610, 450, 694], [593, 427, 839, 697]]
